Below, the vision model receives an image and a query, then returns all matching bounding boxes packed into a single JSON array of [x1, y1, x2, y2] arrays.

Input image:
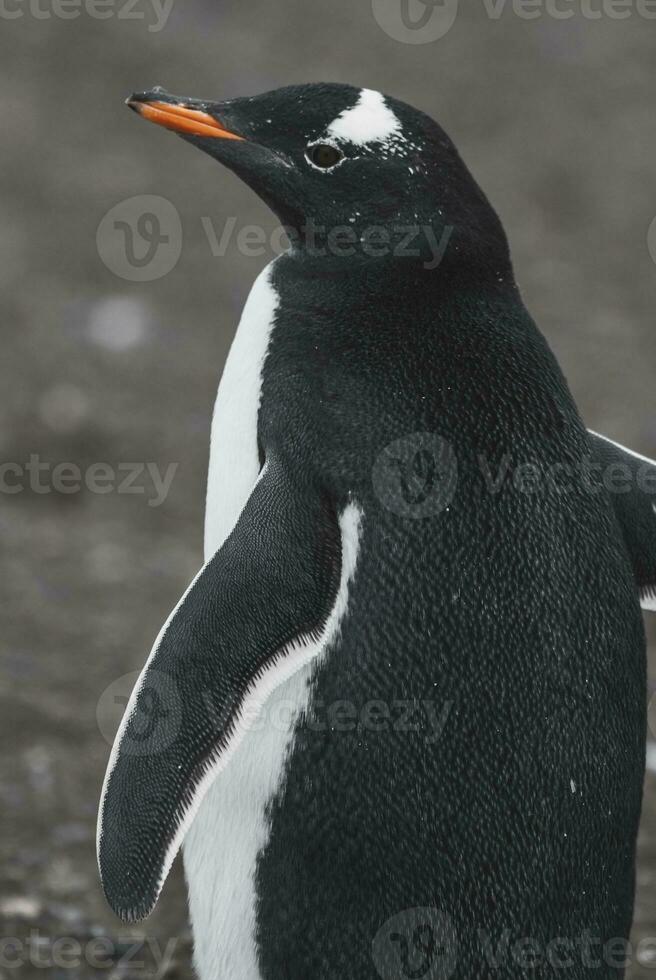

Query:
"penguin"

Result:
[[97, 84, 656, 979]]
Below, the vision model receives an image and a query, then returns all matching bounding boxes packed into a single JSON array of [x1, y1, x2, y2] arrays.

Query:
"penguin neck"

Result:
[[279, 235, 517, 302], [270, 159, 513, 287]]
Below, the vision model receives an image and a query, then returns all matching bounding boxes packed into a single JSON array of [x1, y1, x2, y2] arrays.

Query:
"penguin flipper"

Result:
[[97, 458, 350, 922], [588, 430, 656, 610]]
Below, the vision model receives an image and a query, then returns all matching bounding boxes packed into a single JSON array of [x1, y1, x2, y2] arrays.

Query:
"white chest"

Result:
[[184, 261, 282, 980], [202, 262, 279, 560]]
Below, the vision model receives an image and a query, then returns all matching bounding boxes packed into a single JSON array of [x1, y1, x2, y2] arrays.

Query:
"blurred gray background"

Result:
[[1, 0, 655, 976]]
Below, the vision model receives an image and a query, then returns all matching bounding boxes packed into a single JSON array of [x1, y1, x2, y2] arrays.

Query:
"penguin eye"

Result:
[[306, 143, 344, 170]]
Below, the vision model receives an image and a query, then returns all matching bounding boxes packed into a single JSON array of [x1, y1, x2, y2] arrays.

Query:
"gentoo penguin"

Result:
[[97, 84, 656, 979]]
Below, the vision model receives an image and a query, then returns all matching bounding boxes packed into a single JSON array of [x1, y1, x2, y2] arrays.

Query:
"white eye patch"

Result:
[[326, 88, 402, 146]]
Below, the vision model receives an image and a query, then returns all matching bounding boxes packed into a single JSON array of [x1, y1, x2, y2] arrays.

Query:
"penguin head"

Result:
[[128, 82, 508, 269]]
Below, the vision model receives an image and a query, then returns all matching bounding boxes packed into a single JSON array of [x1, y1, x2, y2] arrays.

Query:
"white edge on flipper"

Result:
[[97, 491, 364, 920], [588, 429, 656, 468], [588, 429, 656, 612]]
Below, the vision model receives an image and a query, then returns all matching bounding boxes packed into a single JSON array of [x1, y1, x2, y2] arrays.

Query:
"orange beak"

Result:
[[127, 99, 244, 141]]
